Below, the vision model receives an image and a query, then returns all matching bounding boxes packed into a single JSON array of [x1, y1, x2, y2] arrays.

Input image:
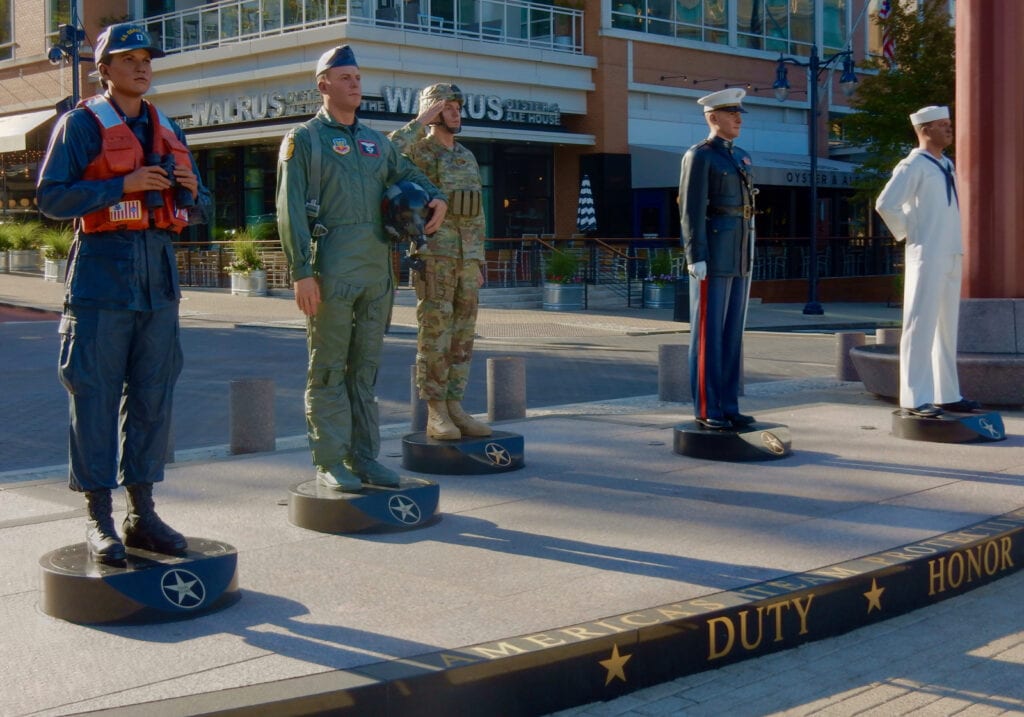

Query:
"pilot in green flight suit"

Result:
[[276, 44, 447, 492]]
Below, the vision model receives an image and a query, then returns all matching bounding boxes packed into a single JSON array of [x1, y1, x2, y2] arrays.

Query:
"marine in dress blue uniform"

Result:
[[679, 88, 756, 430], [37, 24, 212, 563]]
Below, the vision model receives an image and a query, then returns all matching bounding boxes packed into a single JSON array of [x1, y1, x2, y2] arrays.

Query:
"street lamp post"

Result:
[[773, 45, 857, 315], [48, 2, 86, 107]]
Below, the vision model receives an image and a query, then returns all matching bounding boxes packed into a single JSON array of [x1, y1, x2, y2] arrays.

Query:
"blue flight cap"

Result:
[[315, 44, 358, 77], [94, 23, 165, 64]]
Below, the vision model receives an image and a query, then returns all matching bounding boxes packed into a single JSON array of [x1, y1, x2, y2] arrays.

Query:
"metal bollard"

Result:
[[835, 331, 866, 381], [487, 357, 526, 422], [229, 378, 276, 454], [875, 327, 902, 346], [658, 344, 691, 402], [410, 364, 427, 432]]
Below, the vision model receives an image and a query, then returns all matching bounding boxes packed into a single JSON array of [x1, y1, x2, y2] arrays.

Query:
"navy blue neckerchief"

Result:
[[920, 152, 958, 207]]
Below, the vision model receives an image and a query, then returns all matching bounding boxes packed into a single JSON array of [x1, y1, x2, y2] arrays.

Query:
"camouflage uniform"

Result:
[[389, 122, 485, 401]]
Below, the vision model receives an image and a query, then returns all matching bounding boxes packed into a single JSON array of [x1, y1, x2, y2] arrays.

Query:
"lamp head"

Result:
[[48, 46, 66, 65], [772, 59, 790, 102], [839, 54, 858, 97]]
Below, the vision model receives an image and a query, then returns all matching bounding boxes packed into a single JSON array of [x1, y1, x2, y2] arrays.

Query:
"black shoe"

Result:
[[726, 413, 756, 427], [696, 416, 732, 430], [85, 490, 126, 564], [938, 398, 982, 413], [346, 457, 401, 488], [907, 404, 943, 418], [123, 484, 187, 556], [123, 513, 188, 555]]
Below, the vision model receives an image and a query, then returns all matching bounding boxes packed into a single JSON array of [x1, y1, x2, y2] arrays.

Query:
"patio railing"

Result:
[[144, 0, 584, 56]]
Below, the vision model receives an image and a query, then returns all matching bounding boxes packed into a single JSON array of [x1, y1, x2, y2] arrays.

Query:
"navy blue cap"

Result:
[[95, 23, 165, 63], [315, 44, 358, 77]]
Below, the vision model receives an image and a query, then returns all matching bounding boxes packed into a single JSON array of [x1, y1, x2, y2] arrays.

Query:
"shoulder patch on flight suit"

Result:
[[280, 133, 295, 161]]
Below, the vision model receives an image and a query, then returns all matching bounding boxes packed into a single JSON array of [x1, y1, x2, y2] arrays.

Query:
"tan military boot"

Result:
[[447, 400, 492, 437], [427, 400, 461, 440]]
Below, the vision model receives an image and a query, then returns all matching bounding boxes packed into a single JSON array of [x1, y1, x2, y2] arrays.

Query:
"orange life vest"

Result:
[[79, 95, 192, 234]]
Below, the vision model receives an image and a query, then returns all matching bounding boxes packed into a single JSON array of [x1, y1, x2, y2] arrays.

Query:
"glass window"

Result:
[[0, 0, 13, 61], [614, 0, 729, 45], [46, 0, 71, 45], [737, 0, 813, 55], [822, 0, 847, 53]]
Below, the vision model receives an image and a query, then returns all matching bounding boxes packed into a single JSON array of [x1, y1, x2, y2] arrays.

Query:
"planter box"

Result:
[[231, 269, 268, 297], [542, 282, 584, 311], [43, 258, 67, 283], [644, 282, 675, 309], [8, 249, 40, 272]]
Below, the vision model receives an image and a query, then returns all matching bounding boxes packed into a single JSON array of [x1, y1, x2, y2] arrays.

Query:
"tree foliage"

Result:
[[843, 1, 955, 200]]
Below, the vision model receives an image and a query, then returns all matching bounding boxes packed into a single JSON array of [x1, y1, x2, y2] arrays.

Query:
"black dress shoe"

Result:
[[938, 398, 982, 413], [907, 404, 943, 418], [696, 416, 732, 430], [726, 413, 756, 427]]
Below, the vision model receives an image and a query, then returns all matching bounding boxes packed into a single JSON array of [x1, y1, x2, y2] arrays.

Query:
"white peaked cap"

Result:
[[910, 105, 949, 125], [697, 87, 747, 113]]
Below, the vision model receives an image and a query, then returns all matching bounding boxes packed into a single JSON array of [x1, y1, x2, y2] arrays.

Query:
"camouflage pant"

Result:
[[413, 256, 481, 400]]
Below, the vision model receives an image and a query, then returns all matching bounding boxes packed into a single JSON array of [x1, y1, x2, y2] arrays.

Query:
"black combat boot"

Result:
[[123, 484, 188, 556], [85, 489, 126, 564]]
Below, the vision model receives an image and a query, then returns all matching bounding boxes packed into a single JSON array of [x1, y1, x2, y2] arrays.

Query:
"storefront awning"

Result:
[[630, 144, 859, 190], [0, 109, 57, 153]]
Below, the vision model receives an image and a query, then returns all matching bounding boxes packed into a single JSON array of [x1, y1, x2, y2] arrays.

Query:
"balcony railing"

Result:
[[144, 0, 583, 56]]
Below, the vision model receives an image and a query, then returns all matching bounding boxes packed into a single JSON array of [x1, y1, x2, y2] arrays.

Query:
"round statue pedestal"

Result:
[[39, 538, 239, 625], [401, 430, 525, 475], [891, 409, 1005, 443], [288, 478, 439, 533], [674, 421, 792, 461]]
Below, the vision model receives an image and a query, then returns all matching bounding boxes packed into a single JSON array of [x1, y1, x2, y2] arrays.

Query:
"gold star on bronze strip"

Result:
[[599, 643, 632, 686], [863, 578, 885, 613]]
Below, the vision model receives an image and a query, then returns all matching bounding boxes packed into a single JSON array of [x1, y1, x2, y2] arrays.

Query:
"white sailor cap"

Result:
[[909, 105, 949, 126], [698, 88, 747, 113]]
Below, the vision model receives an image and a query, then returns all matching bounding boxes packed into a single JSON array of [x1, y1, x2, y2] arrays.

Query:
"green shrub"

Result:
[[229, 228, 265, 273], [8, 221, 43, 250], [544, 250, 580, 284], [42, 225, 74, 260]]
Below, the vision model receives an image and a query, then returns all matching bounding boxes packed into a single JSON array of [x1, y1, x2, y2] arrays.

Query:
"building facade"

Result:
[[0, 0, 890, 247]]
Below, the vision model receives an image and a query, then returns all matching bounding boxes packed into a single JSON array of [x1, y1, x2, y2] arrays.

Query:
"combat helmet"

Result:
[[420, 82, 464, 108], [382, 180, 430, 241]]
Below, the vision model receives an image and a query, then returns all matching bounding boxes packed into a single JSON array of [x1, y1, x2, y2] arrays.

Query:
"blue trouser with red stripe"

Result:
[[689, 276, 748, 421]]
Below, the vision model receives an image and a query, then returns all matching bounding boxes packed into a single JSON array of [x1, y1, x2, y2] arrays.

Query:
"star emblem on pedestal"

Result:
[[160, 568, 205, 609], [388, 494, 422, 524], [599, 643, 632, 686], [484, 442, 512, 467], [863, 578, 885, 613]]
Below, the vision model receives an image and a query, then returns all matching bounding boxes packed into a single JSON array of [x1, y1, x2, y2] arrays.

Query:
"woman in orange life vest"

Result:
[[37, 23, 212, 565]]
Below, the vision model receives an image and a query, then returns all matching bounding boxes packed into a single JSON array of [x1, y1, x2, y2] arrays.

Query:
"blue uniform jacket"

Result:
[[679, 136, 755, 278], [37, 98, 212, 311]]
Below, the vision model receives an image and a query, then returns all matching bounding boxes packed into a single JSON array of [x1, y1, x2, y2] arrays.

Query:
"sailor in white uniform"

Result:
[[875, 105, 979, 417]]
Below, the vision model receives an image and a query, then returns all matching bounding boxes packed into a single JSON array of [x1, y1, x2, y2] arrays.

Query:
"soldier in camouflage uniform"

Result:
[[389, 83, 490, 440]]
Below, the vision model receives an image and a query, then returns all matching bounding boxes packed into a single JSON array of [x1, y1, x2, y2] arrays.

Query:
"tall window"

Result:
[[737, 0, 814, 54], [0, 0, 13, 61], [46, 0, 71, 45], [613, 0, 728, 45]]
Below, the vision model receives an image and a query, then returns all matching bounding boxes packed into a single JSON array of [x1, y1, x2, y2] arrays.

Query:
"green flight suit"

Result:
[[277, 108, 445, 473]]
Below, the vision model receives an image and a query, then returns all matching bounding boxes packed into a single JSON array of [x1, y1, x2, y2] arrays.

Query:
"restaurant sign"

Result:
[[180, 85, 561, 129]]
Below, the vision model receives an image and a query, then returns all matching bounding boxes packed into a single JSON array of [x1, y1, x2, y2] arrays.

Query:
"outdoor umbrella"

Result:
[[576, 174, 597, 234]]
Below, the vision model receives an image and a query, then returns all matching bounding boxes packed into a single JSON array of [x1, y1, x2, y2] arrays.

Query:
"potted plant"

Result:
[[7, 221, 44, 272], [41, 225, 74, 282], [228, 227, 268, 297], [542, 249, 584, 310], [643, 251, 677, 308], [0, 224, 11, 273]]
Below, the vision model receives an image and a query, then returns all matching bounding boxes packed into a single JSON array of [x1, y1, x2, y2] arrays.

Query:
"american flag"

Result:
[[109, 200, 143, 222], [877, 0, 896, 63]]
